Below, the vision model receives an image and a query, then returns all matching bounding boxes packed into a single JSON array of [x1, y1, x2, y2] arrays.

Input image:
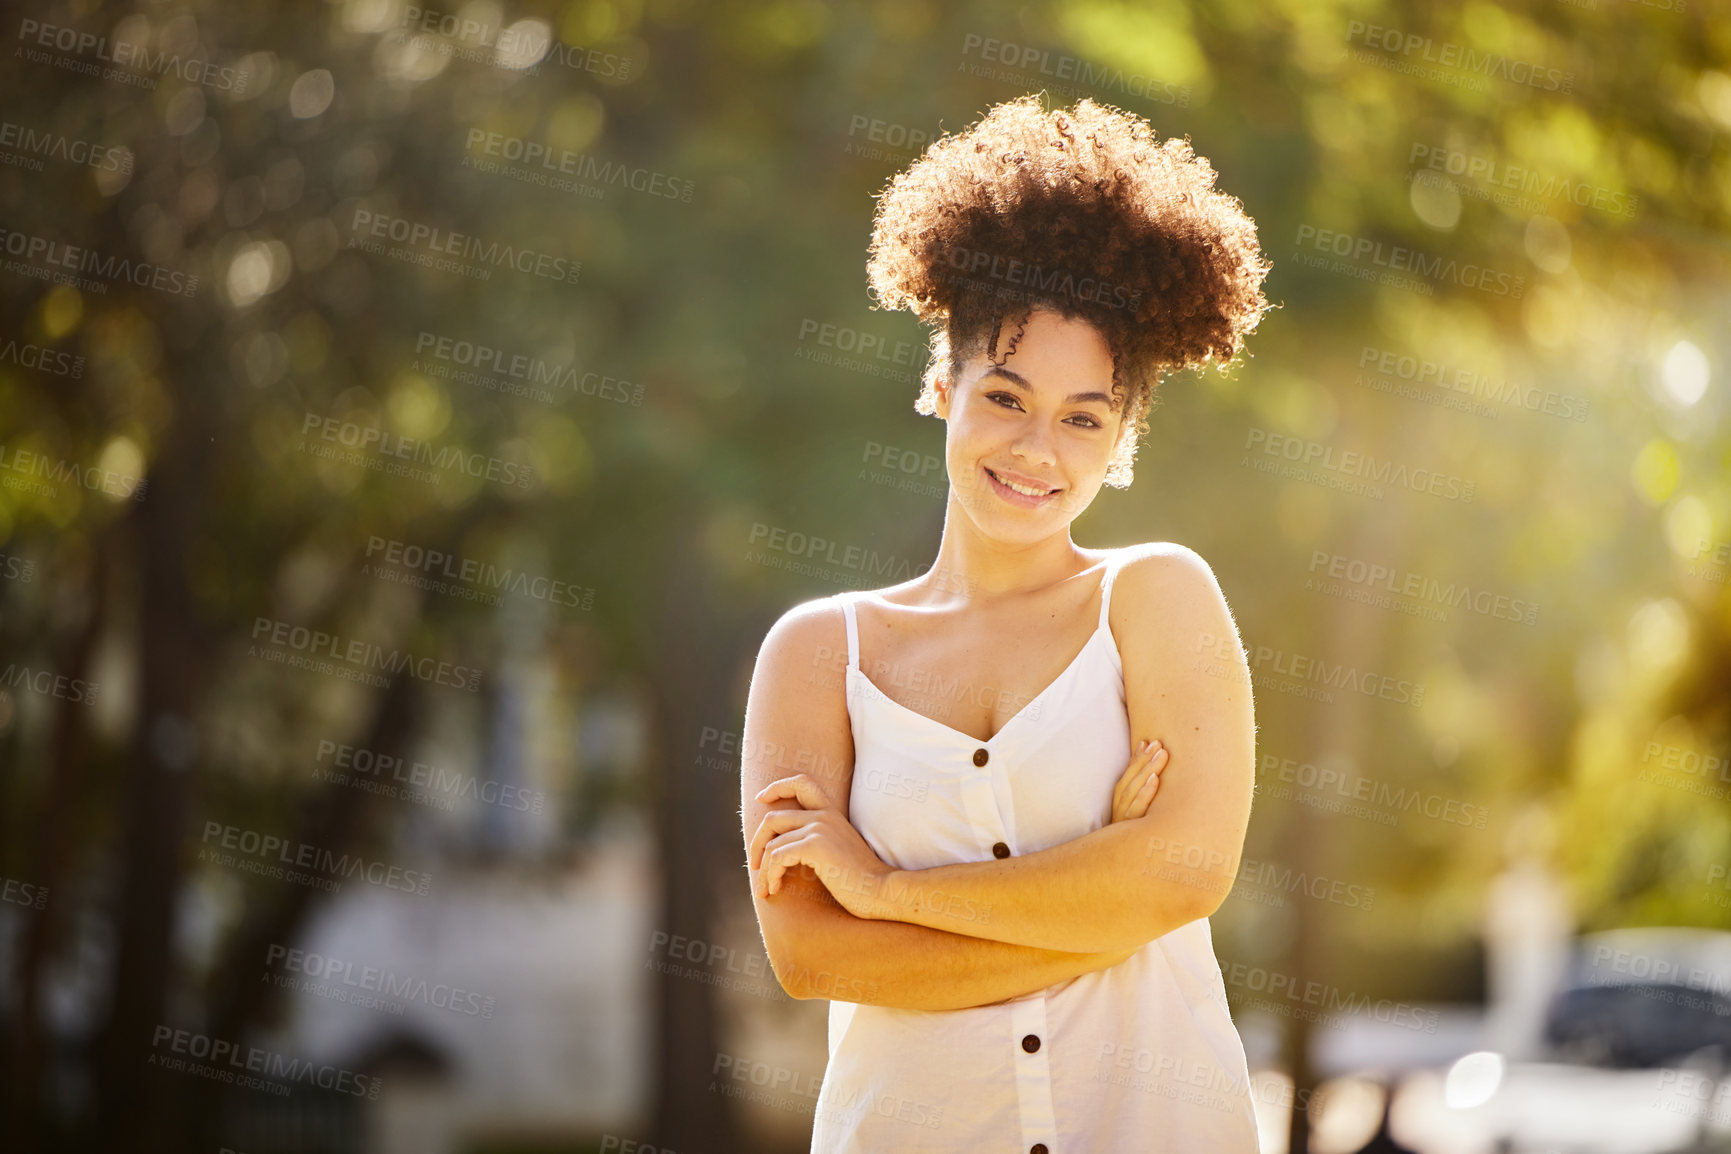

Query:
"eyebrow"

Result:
[[982, 367, 1117, 408]]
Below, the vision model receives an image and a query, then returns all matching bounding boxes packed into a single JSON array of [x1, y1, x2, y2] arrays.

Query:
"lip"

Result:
[[984, 466, 1061, 508]]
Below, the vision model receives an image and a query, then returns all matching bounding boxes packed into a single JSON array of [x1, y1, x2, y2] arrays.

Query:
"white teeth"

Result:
[[991, 469, 1053, 497]]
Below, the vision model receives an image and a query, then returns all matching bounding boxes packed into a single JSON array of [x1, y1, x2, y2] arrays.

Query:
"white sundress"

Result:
[[809, 547, 1260, 1153]]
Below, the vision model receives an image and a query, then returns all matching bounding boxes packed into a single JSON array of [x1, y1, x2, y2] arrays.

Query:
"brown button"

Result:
[[973, 748, 989, 767], [1021, 1033, 1040, 1053], [992, 842, 1010, 859], [1032, 1146, 1049, 1154]]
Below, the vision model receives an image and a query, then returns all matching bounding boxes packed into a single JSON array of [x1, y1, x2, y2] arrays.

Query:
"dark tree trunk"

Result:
[[92, 330, 221, 1154], [6, 538, 112, 1153], [1283, 507, 1394, 1154], [647, 544, 744, 1154]]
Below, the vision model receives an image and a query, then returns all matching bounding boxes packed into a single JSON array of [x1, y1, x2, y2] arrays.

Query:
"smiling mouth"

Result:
[[985, 467, 1061, 498]]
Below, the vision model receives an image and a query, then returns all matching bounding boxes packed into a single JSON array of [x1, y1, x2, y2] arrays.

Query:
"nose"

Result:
[[1011, 423, 1058, 469]]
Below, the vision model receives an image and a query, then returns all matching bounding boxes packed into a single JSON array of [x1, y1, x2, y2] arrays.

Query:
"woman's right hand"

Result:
[[1109, 739, 1168, 823]]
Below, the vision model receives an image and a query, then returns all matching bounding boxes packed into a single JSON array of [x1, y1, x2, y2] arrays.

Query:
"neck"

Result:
[[920, 490, 1090, 603]]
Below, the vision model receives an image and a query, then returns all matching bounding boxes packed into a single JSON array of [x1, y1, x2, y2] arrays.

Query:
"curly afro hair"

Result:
[[866, 94, 1274, 487]]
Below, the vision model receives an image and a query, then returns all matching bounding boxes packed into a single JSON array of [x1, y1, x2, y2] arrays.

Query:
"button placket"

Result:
[[1008, 995, 1058, 1154], [958, 743, 1005, 867]]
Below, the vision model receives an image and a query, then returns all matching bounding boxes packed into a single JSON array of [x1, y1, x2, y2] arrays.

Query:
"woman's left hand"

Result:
[[749, 773, 899, 920]]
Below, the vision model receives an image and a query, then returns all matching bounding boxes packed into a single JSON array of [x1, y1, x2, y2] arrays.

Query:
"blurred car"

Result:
[[1373, 929, 1731, 1154]]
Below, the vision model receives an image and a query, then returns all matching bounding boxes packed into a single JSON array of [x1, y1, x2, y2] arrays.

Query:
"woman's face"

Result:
[[934, 307, 1126, 545]]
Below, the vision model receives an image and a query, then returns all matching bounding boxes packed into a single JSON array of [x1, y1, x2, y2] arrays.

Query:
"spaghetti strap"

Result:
[[1097, 548, 1123, 632], [839, 592, 860, 670]]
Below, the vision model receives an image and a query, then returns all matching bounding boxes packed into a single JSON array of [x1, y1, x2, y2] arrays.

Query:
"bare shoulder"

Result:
[[756, 593, 850, 662], [1114, 541, 1224, 589], [742, 594, 856, 809], [1109, 542, 1242, 656]]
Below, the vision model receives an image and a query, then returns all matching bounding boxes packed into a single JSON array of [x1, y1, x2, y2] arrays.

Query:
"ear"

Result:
[[933, 371, 951, 419]]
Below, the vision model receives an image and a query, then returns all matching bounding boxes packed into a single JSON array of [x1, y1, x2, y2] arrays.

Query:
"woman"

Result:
[[740, 94, 1273, 1152]]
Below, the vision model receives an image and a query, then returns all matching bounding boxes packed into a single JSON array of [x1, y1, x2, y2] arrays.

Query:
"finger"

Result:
[[762, 830, 819, 897], [1127, 760, 1168, 818], [754, 773, 829, 810], [1142, 750, 1171, 792], [748, 809, 815, 870], [1139, 765, 1163, 798], [1114, 741, 1156, 808], [1124, 739, 1161, 779], [1115, 741, 1163, 807], [1120, 747, 1170, 816]]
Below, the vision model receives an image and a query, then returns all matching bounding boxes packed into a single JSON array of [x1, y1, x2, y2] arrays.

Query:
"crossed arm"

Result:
[[742, 547, 1256, 1009]]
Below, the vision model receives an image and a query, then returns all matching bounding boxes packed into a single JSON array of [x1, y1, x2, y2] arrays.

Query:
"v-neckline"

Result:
[[848, 616, 1110, 747]]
